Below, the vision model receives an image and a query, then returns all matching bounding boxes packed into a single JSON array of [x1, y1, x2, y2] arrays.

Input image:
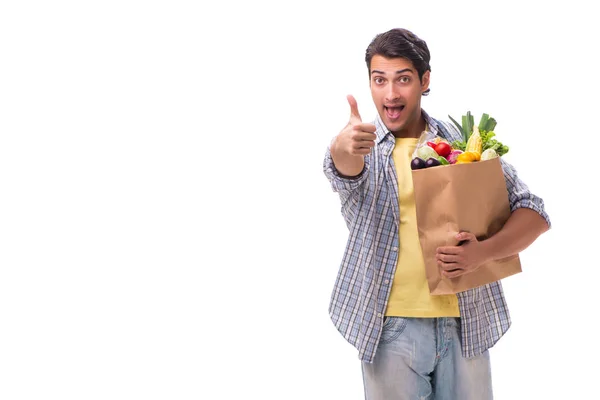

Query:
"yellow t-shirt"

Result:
[[385, 138, 460, 317]]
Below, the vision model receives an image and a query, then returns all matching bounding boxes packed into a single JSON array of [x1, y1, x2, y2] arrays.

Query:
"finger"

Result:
[[347, 94, 362, 122], [456, 232, 476, 242], [352, 123, 377, 133], [351, 148, 372, 156], [438, 260, 463, 271], [352, 141, 375, 152], [436, 253, 460, 263], [352, 131, 377, 142], [436, 246, 462, 255], [352, 138, 375, 149], [438, 260, 464, 277]]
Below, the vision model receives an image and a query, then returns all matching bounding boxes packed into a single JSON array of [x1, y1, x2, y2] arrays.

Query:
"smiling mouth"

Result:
[[384, 105, 405, 120]]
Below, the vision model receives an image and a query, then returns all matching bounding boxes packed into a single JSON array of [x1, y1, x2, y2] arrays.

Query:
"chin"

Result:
[[385, 120, 404, 133], [377, 112, 397, 129]]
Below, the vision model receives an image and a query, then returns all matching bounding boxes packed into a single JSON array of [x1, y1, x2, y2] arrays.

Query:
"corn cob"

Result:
[[465, 125, 482, 154]]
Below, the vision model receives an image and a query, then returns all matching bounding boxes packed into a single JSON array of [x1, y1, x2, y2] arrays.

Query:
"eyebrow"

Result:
[[371, 68, 414, 75]]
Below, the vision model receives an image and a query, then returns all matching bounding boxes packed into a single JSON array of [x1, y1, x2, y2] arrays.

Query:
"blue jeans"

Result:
[[361, 317, 493, 400]]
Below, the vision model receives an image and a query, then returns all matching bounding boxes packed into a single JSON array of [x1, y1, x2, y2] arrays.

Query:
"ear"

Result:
[[421, 70, 431, 94]]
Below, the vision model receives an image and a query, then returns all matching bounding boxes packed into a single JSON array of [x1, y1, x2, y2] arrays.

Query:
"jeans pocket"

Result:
[[379, 317, 409, 344]]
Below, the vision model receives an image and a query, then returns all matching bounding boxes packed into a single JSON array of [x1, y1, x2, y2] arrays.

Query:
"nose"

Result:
[[385, 84, 400, 103]]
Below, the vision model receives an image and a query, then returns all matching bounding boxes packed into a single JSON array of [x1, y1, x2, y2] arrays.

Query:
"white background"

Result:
[[1, 1, 598, 399]]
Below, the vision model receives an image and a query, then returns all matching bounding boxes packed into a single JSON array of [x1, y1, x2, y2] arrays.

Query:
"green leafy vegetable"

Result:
[[449, 115, 467, 141], [477, 113, 498, 132], [464, 111, 474, 141], [480, 130, 509, 156], [448, 111, 508, 156], [478, 114, 489, 131], [451, 140, 467, 151]]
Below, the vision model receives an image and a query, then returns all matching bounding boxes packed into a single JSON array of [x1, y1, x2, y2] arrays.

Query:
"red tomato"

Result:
[[434, 142, 451, 157]]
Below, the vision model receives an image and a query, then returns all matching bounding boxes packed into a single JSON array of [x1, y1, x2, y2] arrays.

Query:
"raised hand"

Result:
[[336, 95, 377, 156], [330, 95, 377, 177]]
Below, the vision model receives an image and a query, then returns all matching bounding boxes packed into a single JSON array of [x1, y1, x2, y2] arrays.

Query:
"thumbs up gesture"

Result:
[[330, 95, 377, 177]]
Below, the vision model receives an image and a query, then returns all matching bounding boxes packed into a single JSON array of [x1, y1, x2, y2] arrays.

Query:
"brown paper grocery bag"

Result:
[[411, 157, 522, 295]]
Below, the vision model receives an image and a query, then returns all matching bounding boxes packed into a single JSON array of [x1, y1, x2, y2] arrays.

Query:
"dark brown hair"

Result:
[[365, 28, 431, 95]]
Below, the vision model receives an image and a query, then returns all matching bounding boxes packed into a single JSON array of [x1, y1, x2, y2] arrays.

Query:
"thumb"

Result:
[[347, 94, 362, 122], [456, 231, 476, 243]]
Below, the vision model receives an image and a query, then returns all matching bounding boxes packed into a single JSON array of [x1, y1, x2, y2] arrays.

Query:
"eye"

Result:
[[374, 77, 385, 85], [399, 76, 411, 84]]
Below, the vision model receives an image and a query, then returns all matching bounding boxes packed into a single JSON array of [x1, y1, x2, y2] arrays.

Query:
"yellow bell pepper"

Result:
[[456, 151, 480, 163]]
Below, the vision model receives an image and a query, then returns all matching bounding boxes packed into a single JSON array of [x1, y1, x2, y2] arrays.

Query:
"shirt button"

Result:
[[377, 313, 382, 318], [384, 279, 390, 284], [391, 247, 398, 252]]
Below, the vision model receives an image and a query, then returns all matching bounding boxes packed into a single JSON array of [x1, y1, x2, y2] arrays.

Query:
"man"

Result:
[[323, 28, 550, 399]]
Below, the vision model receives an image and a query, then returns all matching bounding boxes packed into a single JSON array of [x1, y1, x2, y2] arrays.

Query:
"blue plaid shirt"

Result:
[[323, 110, 551, 363]]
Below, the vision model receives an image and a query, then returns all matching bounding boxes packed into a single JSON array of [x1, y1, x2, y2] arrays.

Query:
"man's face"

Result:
[[369, 55, 430, 137]]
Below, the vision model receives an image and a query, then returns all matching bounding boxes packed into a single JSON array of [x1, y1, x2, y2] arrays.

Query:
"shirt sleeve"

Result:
[[500, 158, 551, 228], [323, 145, 370, 195], [323, 145, 370, 228]]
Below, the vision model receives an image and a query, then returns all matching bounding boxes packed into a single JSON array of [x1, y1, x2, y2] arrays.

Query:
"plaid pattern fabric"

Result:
[[323, 110, 551, 363]]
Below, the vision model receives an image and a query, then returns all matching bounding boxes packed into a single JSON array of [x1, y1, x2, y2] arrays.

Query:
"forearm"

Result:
[[330, 139, 365, 177], [481, 208, 549, 261]]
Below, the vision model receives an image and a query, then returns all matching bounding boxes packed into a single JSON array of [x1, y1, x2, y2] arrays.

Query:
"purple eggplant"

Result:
[[425, 157, 441, 168], [411, 157, 426, 170]]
